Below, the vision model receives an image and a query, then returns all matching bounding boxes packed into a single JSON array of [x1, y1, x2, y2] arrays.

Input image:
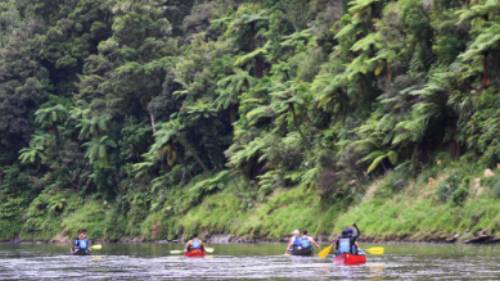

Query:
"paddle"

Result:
[[170, 247, 214, 254], [365, 246, 384, 255], [91, 244, 103, 250], [319, 245, 384, 257], [318, 245, 332, 259]]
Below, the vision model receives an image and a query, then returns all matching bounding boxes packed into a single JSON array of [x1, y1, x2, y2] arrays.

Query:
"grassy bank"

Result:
[[2, 159, 499, 243], [1, 0, 499, 247], [334, 177, 500, 242]]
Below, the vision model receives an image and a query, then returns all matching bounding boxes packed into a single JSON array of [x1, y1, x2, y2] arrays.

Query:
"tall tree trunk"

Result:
[[149, 112, 157, 134], [481, 55, 491, 88]]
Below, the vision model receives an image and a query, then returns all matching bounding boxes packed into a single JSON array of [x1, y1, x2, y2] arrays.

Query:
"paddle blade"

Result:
[[205, 247, 214, 253], [366, 247, 384, 255], [170, 250, 183, 254], [318, 245, 332, 259], [91, 244, 102, 250]]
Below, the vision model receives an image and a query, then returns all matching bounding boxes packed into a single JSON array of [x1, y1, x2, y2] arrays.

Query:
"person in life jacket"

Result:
[[334, 224, 361, 255], [300, 230, 320, 250], [184, 234, 205, 253], [285, 229, 301, 254], [71, 229, 91, 255], [286, 229, 320, 255]]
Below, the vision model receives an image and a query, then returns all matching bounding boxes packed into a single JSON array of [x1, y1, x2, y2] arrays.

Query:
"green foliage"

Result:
[[0, 0, 20, 46], [451, 185, 469, 206], [348, 0, 381, 16], [62, 200, 109, 239], [436, 173, 462, 203], [83, 136, 117, 168], [482, 173, 500, 199], [363, 149, 399, 174], [334, 194, 500, 240], [21, 189, 81, 239], [177, 171, 231, 212], [432, 169, 470, 207], [494, 180, 500, 199], [0, 0, 499, 242], [459, 23, 500, 61], [400, 0, 431, 38], [18, 133, 53, 164]]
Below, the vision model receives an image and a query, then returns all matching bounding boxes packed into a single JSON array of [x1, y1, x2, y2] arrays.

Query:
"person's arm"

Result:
[[309, 237, 320, 249], [353, 224, 361, 239], [184, 240, 191, 252], [285, 238, 293, 254], [71, 240, 77, 253]]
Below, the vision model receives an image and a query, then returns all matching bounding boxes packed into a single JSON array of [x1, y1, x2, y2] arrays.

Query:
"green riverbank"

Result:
[[2, 159, 499, 243], [1, 1, 499, 246]]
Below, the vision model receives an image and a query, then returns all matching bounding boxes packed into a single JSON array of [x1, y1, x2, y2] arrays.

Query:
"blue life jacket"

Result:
[[292, 236, 302, 247], [191, 239, 202, 249], [300, 236, 311, 249], [75, 239, 89, 250], [338, 238, 351, 254]]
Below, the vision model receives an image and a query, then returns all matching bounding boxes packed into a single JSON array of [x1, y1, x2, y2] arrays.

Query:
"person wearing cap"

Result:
[[334, 223, 361, 255], [285, 229, 302, 254], [285, 229, 320, 256]]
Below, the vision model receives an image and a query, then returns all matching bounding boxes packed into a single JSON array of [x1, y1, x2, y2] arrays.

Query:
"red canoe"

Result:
[[184, 249, 205, 257], [334, 253, 367, 265]]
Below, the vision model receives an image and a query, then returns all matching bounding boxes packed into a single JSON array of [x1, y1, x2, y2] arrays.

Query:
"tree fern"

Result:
[[234, 43, 270, 67], [459, 23, 500, 62], [215, 68, 254, 110], [34, 101, 69, 128], [351, 33, 382, 52], [345, 54, 376, 80], [362, 149, 398, 174], [456, 0, 500, 24], [227, 136, 267, 168], [245, 105, 274, 126], [280, 28, 314, 50], [348, 0, 381, 15], [83, 136, 117, 168], [70, 105, 112, 140], [18, 140, 47, 164], [257, 169, 282, 197], [147, 119, 184, 161]]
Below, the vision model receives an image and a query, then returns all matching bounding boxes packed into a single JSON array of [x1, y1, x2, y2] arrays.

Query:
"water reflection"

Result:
[[0, 243, 498, 280]]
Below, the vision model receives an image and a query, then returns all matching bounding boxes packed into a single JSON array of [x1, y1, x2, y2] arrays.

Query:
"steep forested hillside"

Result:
[[1, 0, 499, 242]]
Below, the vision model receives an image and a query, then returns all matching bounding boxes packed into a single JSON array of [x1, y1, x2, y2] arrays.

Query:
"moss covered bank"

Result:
[[2, 159, 499, 244], [1, 1, 499, 245]]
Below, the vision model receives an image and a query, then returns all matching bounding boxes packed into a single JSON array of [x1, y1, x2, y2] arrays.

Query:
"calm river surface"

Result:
[[0, 242, 499, 280]]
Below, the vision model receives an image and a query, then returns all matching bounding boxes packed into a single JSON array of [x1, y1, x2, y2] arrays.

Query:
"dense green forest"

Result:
[[0, 0, 499, 243]]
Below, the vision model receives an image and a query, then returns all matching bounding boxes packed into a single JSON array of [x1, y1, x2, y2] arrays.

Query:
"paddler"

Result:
[[184, 234, 205, 253], [286, 229, 320, 255], [333, 223, 361, 255], [71, 228, 91, 255], [300, 230, 321, 250], [285, 229, 301, 254]]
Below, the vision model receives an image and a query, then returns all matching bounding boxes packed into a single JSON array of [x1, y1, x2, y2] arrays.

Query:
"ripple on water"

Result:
[[0, 248, 499, 280], [0, 255, 374, 280]]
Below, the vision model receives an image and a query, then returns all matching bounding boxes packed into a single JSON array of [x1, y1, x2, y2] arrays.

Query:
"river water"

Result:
[[0, 243, 499, 280]]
